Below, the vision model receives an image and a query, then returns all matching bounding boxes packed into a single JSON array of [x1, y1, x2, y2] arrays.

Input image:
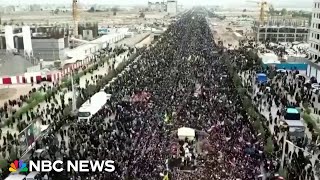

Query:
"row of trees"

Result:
[[268, 6, 311, 19], [242, 7, 311, 19], [87, 6, 119, 16]]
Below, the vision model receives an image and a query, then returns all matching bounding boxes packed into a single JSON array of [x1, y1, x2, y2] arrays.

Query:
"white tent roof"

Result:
[[178, 127, 195, 139], [261, 53, 280, 64], [269, 42, 277, 47], [233, 32, 243, 38]]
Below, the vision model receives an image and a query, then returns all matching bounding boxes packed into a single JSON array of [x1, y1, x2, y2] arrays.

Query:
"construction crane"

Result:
[[72, 0, 79, 37], [247, 0, 269, 25]]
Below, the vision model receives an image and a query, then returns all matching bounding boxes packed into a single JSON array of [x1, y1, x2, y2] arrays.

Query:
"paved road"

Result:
[[240, 71, 319, 180], [0, 33, 147, 139], [0, 33, 153, 161], [0, 84, 43, 108], [116, 33, 151, 47], [79, 52, 128, 88], [0, 52, 128, 159], [210, 18, 239, 49], [0, 52, 34, 76]]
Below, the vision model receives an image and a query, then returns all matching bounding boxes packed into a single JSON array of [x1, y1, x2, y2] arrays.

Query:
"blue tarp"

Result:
[[263, 63, 308, 71], [256, 73, 267, 84]]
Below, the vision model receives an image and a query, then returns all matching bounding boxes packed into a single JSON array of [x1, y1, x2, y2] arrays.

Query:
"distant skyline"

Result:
[[0, 0, 314, 9]]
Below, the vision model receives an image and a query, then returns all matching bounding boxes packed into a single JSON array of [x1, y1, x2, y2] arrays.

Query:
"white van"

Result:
[[5, 174, 26, 180], [33, 149, 50, 160], [26, 172, 42, 180], [78, 92, 112, 123]]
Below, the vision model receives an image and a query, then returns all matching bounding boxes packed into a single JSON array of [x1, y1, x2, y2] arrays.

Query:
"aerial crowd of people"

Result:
[[43, 10, 263, 179], [2, 8, 317, 180], [235, 38, 320, 180]]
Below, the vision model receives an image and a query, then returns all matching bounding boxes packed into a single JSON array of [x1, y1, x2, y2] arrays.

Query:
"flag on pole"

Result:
[[163, 173, 169, 180], [164, 113, 170, 123]]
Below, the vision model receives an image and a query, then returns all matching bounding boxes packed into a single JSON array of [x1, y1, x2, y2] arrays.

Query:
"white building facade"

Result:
[[309, 0, 320, 61], [167, 0, 177, 15]]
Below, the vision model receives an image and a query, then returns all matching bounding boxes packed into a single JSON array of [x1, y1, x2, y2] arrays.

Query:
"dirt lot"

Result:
[[2, 10, 167, 25], [0, 84, 36, 106]]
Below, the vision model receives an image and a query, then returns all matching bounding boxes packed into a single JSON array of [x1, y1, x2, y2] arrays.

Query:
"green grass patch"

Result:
[[1, 48, 145, 128], [303, 113, 320, 134]]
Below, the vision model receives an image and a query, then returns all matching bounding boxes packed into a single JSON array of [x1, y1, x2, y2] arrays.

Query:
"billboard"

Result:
[[98, 28, 108, 35], [26, 124, 35, 147], [18, 123, 35, 157], [18, 131, 28, 156]]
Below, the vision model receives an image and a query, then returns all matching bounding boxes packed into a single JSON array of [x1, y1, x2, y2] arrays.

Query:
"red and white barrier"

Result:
[[0, 75, 26, 85], [46, 71, 61, 82], [0, 52, 96, 85], [24, 72, 42, 84]]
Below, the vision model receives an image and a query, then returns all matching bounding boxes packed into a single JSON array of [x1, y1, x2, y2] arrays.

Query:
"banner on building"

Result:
[[26, 123, 35, 147], [18, 131, 28, 156]]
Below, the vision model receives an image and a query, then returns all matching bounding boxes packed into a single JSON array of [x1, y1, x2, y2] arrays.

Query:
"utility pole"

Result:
[[71, 71, 77, 114], [280, 130, 287, 170], [280, 121, 289, 170], [72, 0, 79, 37]]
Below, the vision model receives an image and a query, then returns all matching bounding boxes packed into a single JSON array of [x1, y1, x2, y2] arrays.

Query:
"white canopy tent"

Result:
[[177, 127, 195, 141], [261, 53, 280, 64]]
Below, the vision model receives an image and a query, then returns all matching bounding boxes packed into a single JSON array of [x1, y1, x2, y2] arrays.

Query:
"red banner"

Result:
[[130, 91, 151, 103]]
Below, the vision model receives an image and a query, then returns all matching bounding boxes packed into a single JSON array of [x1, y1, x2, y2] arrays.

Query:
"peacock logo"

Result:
[[9, 160, 28, 172]]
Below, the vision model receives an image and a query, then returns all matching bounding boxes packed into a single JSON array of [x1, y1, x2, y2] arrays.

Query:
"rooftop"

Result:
[[286, 108, 300, 114], [0, 52, 33, 76]]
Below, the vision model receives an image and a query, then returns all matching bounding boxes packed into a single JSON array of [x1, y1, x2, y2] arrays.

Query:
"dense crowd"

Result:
[[236, 38, 319, 179], [0, 9, 269, 180]]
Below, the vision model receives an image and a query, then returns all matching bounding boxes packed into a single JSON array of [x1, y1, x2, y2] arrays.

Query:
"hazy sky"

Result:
[[0, 0, 314, 8]]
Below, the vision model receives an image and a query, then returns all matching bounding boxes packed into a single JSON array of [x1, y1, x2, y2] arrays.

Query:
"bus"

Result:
[[283, 107, 305, 139], [284, 107, 300, 120], [78, 91, 111, 123]]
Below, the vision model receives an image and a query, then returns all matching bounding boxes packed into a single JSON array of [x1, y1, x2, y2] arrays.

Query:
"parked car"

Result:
[[276, 69, 286, 73]]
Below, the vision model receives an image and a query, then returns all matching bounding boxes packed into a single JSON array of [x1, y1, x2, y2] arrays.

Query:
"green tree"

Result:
[[281, 8, 287, 16], [112, 7, 118, 16], [264, 137, 274, 154], [8, 19, 13, 25], [63, 105, 72, 117], [9, 148, 18, 161], [54, 8, 60, 15], [88, 7, 95, 12], [269, 5, 275, 15], [0, 158, 8, 169], [139, 12, 145, 18]]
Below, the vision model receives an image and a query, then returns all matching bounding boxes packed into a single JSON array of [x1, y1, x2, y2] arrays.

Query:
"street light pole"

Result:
[[71, 71, 77, 114], [280, 130, 287, 170], [280, 120, 289, 170]]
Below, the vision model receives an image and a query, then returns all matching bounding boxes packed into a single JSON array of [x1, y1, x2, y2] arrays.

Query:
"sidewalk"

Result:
[[240, 71, 320, 179], [0, 32, 151, 159], [0, 52, 128, 159], [0, 33, 148, 122]]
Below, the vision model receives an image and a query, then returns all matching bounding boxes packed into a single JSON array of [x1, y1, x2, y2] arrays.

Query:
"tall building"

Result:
[[148, 1, 166, 12], [253, 17, 309, 43], [167, 0, 177, 15], [309, 0, 320, 61]]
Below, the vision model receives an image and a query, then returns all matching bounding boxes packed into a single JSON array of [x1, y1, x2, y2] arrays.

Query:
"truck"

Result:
[[282, 107, 305, 139], [78, 91, 112, 123]]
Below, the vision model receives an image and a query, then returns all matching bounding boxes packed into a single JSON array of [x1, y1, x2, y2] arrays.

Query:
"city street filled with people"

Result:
[[0, 8, 311, 180]]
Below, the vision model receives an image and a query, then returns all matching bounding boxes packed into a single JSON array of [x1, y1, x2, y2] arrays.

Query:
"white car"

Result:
[[311, 83, 320, 89], [311, 83, 320, 92], [276, 69, 286, 73]]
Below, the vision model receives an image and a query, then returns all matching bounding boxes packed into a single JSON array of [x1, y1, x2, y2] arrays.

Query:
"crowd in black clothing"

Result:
[[1, 9, 270, 180], [234, 38, 320, 179]]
